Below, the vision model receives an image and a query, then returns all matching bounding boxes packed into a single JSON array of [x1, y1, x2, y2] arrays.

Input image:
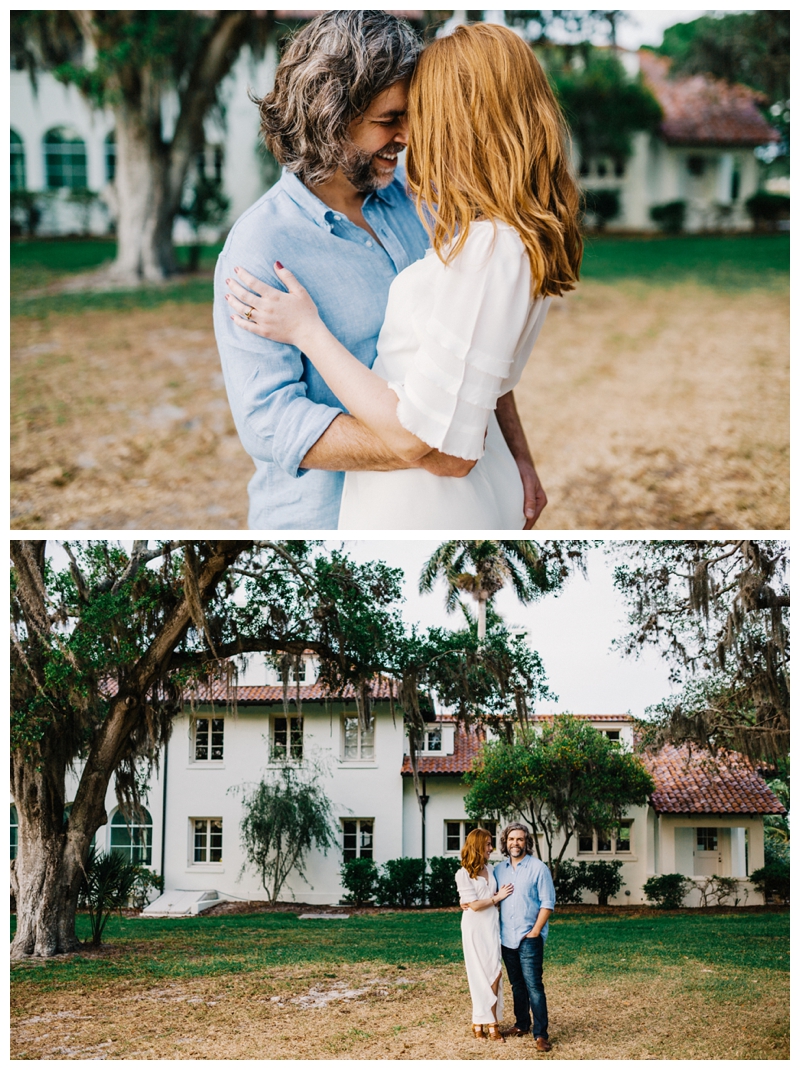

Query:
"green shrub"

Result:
[[553, 858, 588, 904], [745, 191, 789, 228], [427, 856, 461, 907], [581, 189, 621, 229], [643, 873, 692, 909], [583, 859, 625, 905], [749, 859, 790, 902], [650, 200, 687, 234], [78, 848, 140, 945], [340, 857, 379, 906], [376, 857, 425, 907], [130, 867, 164, 911]]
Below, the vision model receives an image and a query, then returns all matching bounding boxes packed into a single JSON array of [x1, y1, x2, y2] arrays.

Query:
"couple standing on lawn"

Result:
[[456, 823, 555, 1048]]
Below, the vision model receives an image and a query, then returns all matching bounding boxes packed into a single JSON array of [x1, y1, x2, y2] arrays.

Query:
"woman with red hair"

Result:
[[455, 828, 513, 1040], [225, 22, 581, 530]]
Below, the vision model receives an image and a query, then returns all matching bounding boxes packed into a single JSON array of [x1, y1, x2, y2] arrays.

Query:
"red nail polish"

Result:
[[275, 261, 284, 270]]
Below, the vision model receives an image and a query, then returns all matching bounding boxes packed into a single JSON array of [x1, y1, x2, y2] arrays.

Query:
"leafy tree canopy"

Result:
[[610, 540, 789, 761], [463, 715, 654, 879], [548, 46, 662, 164]]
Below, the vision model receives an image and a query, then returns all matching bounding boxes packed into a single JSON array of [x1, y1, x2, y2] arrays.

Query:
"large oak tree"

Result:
[[10, 539, 552, 958], [11, 11, 276, 282], [610, 540, 789, 761]]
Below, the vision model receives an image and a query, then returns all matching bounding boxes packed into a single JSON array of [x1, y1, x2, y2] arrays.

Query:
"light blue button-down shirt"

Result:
[[213, 167, 429, 529], [494, 853, 556, 948]]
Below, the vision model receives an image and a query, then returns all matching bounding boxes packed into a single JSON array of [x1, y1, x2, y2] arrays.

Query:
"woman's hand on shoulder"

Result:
[[225, 263, 322, 349]]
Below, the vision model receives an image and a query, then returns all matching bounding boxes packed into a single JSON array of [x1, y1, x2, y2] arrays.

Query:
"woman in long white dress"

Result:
[[456, 828, 513, 1041], [226, 23, 582, 529]]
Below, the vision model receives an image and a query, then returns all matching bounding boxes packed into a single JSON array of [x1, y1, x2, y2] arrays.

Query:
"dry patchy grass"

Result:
[[11, 280, 788, 530], [11, 958, 788, 1060]]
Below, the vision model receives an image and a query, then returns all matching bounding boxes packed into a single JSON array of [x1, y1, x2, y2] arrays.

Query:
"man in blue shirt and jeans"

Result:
[[213, 10, 547, 529], [494, 822, 556, 1050]]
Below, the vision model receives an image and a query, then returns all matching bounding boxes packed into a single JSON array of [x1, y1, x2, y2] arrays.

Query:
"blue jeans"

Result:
[[502, 936, 549, 1039]]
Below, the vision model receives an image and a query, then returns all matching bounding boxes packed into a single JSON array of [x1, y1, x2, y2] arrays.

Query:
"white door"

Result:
[[693, 827, 722, 876]]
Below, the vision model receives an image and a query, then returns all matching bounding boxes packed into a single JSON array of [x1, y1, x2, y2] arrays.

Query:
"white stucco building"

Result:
[[16, 654, 782, 913], [11, 32, 778, 240]]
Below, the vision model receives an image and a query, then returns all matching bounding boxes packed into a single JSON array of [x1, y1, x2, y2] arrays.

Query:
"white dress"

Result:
[[455, 866, 504, 1024], [338, 220, 550, 530]]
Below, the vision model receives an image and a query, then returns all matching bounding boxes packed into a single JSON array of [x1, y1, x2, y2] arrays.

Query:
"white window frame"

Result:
[[444, 820, 498, 856], [271, 714, 303, 761], [109, 807, 153, 865], [43, 127, 88, 189], [342, 713, 375, 762], [191, 714, 225, 763], [342, 818, 374, 860], [190, 817, 223, 866], [421, 727, 443, 753], [577, 820, 633, 857]]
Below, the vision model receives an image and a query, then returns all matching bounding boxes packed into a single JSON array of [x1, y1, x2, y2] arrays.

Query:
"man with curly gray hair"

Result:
[[494, 822, 556, 1049], [214, 10, 539, 529]]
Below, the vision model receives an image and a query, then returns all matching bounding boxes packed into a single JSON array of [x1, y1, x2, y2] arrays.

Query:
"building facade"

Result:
[[11, 33, 777, 240], [16, 655, 782, 912]]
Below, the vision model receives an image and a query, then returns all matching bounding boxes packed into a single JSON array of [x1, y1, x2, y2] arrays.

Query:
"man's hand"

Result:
[[517, 460, 547, 529]]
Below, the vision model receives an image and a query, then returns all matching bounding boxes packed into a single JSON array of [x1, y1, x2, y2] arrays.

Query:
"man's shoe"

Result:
[[535, 1036, 552, 1052], [503, 1027, 529, 1037]]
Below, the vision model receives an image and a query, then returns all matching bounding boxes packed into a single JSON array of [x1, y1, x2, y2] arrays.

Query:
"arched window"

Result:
[[104, 130, 116, 183], [43, 127, 87, 189], [11, 129, 25, 190], [11, 805, 18, 861], [110, 808, 153, 865]]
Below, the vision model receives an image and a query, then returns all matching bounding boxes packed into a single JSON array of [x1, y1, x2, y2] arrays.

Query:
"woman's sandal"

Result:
[[472, 1024, 487, 1040], [486, 1024, 506, 1042]]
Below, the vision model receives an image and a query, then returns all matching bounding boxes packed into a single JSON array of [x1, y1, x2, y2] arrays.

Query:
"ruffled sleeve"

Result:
[[388, 223, 532, 461], [455, 867, 479, 904]]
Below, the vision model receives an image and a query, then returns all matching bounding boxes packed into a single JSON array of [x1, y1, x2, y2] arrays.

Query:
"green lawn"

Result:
[[11, 909, 788, 1059], [581, 232, 788, 288], [10, 232, 788, 318], [11, 908, 788, 992]]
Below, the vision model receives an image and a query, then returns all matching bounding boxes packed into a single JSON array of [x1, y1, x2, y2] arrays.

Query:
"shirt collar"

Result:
[[279, 166, 395, 223], [278, 169, 336, 228]]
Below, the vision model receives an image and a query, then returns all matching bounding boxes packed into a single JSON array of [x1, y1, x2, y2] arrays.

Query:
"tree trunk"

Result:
[[109, 99, 181, 284], [10, 755, 100, 959], [477, 597, 487, 641]]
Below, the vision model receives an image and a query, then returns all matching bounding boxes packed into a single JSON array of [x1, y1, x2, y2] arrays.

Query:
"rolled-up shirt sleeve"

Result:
[[214, 253, 344, 478], [537, 864, 556, 912], [388, 224, 532, 461]]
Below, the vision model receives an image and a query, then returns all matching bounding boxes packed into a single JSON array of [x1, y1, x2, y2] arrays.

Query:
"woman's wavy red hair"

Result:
[[461, 827, 493, 879], [406, 22, 583, 297]]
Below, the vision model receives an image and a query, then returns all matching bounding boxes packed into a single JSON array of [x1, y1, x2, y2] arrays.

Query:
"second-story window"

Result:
[[194, 717, 224, 761], [273, 715, 303, 760], [423, 728, 442, 752], [343, 715, 374, 760]]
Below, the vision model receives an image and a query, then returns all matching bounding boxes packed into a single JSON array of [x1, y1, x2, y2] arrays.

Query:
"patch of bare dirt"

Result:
[[10, 959, 789, 1060], [516, 281, 788, 529], [11, 280, 788, 530]]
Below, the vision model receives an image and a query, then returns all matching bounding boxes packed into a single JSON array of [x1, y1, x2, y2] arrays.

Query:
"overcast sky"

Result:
[[337, 540, 675, 719]]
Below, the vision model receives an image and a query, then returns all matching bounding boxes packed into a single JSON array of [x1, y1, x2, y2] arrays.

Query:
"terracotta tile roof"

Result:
[[401, 723, 485, 776], [641, 744, 786, 815], [187, 677, 397, 705], [639, 50, 780, 147]]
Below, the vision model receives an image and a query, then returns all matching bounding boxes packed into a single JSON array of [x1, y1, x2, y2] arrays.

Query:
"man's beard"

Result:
[[341, 143, 401, 193]]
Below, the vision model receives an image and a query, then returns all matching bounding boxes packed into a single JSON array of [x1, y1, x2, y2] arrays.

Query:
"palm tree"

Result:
[[419, 540, 574, 641]]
